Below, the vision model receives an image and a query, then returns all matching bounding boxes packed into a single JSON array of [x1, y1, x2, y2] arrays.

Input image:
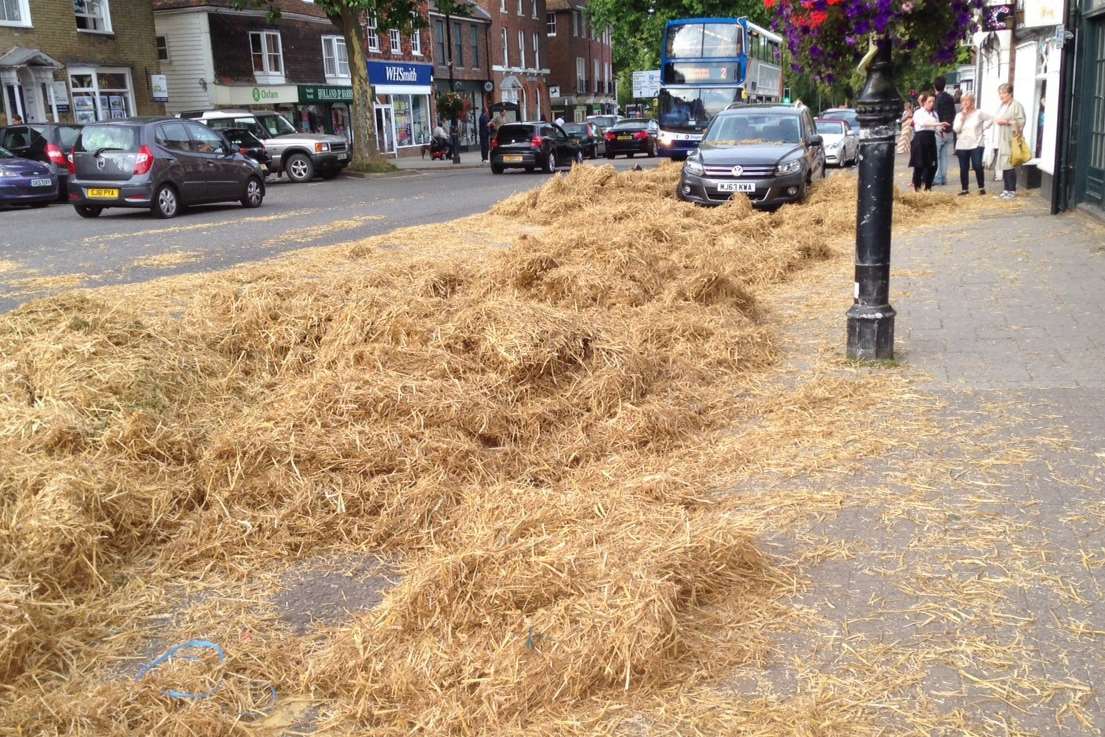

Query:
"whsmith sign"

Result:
[[298, 85, 354, 103], [367, 61, 433, 88]]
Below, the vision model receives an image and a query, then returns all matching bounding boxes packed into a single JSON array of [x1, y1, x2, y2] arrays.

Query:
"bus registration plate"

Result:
[[717, 182, 755, 193]]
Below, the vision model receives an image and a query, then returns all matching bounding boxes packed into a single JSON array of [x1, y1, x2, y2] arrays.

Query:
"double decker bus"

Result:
[[657, 17, 783, 158]]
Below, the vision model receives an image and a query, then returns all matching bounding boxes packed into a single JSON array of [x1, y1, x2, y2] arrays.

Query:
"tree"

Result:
[[241, 0, 425, 172]]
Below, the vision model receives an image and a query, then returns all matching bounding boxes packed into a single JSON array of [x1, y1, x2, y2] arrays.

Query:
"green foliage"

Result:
[[437, 91, 465, 120]]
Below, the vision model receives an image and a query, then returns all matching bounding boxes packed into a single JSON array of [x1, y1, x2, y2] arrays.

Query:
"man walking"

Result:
[[478, 109, 490, 162], [933, 76, 957, 186]]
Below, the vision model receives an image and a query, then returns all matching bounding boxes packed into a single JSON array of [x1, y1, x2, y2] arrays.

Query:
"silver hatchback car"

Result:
[[69, 117, 265, 219]]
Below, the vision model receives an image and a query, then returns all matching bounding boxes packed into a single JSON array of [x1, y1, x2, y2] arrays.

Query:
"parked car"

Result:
[[820, 107, 861, 136], [815, 118, 858, 167], [0, 123, 81, 201], [0, 145, 58, 208], [69, 117, 265, 219], [182, 110, 348, 182], [220, 127, 272, 173], [490, 122, 583, 174], [604, 120, 658, 158], [677, 104, 826, 209], [561, 122, 604, 159]]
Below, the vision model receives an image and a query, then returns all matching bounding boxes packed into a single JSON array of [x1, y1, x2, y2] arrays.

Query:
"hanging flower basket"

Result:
[[437, 91, 466, 121], [763, 0, 985, 82]]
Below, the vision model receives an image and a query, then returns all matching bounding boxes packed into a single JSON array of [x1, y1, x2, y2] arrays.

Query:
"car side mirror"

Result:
[[808, 134, 823, 147]]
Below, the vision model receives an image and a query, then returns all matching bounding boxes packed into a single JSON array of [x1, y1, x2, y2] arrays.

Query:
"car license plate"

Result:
[[504, 155, 524, 163], [618, 135, 632, 141], [30, 178, 53, 188], [337, 152, 348, 160], [717, 182, 756, 193], [86, 187, 119, 199]]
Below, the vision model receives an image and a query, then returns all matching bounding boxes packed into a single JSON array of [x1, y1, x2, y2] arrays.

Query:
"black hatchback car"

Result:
[[603, 120, 658, 158], [490, 122, 583, 174], [69, 118, 265, 219], [0, 123, 82, 201], [677, 105, 825, 209]]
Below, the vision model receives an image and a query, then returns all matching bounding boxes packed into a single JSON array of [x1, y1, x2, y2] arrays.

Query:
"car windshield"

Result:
[[562, 123, 587, 135], [75, 125, 138, 153], [824, 110, 859, 131], [255, 114, 298, 137], [587, 116, 617, 128], [816, 120, 846, 135], [702, 113, 802, 147], [658, 87, 742, 132]]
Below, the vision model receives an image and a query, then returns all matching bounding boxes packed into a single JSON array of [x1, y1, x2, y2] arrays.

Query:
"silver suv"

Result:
[[183, 110, 349, 182]]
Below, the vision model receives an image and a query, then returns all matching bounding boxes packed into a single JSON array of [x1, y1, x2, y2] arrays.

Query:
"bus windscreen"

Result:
[[658, 87, 743, 133], [665, 23, 744, 58]]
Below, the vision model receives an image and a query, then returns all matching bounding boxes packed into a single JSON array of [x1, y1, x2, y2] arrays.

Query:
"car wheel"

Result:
[[543, 150, 556, 173], [285, 153, 314, 183], [491, 163, 504, 174], [152, 184, 180, 219], [241, 176, 264, 208], [648, 141, 657, 157], [605, 152, 615, 160], [74, 205, 102, 218]]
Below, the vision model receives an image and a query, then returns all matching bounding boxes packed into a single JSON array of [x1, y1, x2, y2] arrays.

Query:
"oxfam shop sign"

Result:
[[212, 84, 299, 106]]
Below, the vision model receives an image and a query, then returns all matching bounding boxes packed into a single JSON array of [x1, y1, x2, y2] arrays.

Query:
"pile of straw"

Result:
[[1, 165, 964, 735]]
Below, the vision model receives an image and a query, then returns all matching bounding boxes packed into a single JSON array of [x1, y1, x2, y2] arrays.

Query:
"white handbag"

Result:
[[982, 147, 996, 169]]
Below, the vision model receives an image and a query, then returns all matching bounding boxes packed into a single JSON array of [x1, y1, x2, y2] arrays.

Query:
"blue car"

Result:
[[0, 146, 58, 208]]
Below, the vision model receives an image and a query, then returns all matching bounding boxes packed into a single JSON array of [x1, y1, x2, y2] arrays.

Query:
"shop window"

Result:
[[250, 31, 284, 81], [323, 36, 350, 79], [1, 0, 31, 27], [546, 12, 555, 36], [470, 25, 479, 68], [389, 29, 401, 55], [367, 15, 379, 52], [68, 67, 133, 123], [73, 0, 111, 32], [156, 35, 169, 62]]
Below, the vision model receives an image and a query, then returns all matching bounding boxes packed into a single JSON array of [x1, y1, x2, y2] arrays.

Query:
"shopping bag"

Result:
[[1011, 133, 1031, 167]]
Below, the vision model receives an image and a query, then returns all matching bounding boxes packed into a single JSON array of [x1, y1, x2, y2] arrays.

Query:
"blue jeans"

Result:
[[934, 131, 954, 185]]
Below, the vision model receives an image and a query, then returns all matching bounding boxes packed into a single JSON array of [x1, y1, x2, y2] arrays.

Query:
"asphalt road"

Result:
[[0, 156, 663, 313]]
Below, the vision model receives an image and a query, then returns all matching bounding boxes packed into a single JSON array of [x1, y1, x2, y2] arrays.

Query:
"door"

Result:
[[186, 122, 238, 201], [155, 121, 202, 200], [1077, 17, 1105, 207], [549, 125, 573, 161], [374, 104, 396, 155]]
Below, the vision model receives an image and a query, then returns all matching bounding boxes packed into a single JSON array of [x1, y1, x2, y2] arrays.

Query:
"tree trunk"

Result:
[[335, 7, 387, 169]]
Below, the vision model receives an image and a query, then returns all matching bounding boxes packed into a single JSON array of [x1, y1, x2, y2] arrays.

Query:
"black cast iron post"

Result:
[[846, 37, 901, 361], [443, 15, 461, 164]]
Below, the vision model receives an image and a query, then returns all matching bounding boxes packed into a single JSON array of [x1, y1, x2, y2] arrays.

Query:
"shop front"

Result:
[[431, 79, 488, 149], [297, 85, 353, 141], [367, 60, 434, 156]]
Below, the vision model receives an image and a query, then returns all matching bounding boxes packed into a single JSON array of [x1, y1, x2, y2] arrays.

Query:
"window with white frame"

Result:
[[518, 29, 525, 68], [576, 56, 584, 94], [1, 0, 32, 27], [499, 0, 506, 11], [593, 58, 599, 92], [389, 28, 401, 54], [501, 28, 508, 67], [367, 14, 379, 52], [532, 32, 539, 70], [516, 0, 522, 15], [546, 12, 555, 36], [68, 67, 134, 122], [531, 0, 537, 19], [572, 10, 579, 36], [250, 31, 283, 79], [411, 27, 422, 55], [322, 36, 349, 78], [73, 0, 111, 32]]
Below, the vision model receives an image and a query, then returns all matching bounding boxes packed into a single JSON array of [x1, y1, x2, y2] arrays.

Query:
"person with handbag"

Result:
[[910, 94, 946, 192], [993, 83, 1028, 200], [952, 93, 993, 196]]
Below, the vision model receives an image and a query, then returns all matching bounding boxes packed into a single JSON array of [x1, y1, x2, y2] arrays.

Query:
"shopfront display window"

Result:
[[68, 67, 133, 123], [389, 94, 430, 148]]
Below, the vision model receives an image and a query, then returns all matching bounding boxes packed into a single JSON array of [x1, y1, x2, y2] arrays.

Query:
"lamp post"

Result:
[[443, 14, 461, 164], [846, 37, 901, 361]]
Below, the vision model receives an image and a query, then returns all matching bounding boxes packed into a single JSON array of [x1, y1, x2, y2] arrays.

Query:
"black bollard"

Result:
[[846, 37, 901, 361]]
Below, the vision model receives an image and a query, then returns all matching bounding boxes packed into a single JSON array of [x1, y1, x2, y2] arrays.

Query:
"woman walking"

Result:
[[896, 101, 914, 156], [910, 94, 945, 191], [952, 93, 992, 195], [993, 83, 1027, 200]]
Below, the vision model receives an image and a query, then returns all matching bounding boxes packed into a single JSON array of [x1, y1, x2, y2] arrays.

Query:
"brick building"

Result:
[[479, 0, 549, 122], [154, 0, 434, 155], [1, 0, 164, 125], [428, 0, 490, 149], [544, 0, 613, 121]]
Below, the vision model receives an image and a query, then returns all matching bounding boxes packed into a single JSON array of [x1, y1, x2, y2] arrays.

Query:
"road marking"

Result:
[[261, 215, 387, 248], [80, 209, 320, 246]]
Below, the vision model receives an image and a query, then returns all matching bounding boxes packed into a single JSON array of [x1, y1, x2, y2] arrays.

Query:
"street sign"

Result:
[[631, 70, 660, 99]]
